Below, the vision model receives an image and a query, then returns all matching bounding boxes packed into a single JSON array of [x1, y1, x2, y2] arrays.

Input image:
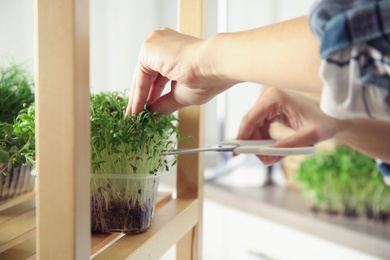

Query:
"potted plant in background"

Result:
[[0, 64, 35, 201], [295, 145, 390, 222], [90, 91, 185, 234], [0, 64, 35, 124]]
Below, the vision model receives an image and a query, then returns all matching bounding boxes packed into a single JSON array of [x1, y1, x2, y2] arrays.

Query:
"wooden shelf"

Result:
[[0, 192, 200, 259], [93, 198, 199, 259], [0, 192, 35, 213], [0, 193, 36, 259]]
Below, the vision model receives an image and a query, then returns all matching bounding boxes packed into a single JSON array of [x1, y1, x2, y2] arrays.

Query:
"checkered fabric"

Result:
[[309, 0, 390, 121]]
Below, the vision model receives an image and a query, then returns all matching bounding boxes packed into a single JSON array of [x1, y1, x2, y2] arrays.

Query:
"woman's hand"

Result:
[[237, 87, 342, 165], [126, 28, 236, 115]]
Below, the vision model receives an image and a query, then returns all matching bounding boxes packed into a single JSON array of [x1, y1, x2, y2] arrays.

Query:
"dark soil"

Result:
[[373, 211, 389, 222], [324, 209, 339, 216], [343, 208, 358, 218], [310, 207, 389, 222], [91, 198, 155, 234]]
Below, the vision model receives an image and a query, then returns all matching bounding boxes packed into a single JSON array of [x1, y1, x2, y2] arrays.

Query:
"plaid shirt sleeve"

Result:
[[377, 161, 390, 176], [377, 160, 390, 186], [309, 0, 390, 121]]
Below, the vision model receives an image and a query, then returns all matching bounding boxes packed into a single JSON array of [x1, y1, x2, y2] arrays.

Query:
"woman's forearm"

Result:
[[335, 119, 390, 164], [201, 16, 323, 93]]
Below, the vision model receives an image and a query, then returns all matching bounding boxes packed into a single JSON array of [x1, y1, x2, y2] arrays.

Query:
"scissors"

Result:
[[162, 139, 315, 156]]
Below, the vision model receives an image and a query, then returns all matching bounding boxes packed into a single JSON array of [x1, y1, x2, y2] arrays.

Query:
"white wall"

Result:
[[0, 0, 34, 71], [90, 0, 178, 93]]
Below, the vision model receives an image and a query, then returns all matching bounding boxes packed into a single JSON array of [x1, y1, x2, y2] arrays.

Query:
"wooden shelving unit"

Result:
[[0, 0, 206, 259]]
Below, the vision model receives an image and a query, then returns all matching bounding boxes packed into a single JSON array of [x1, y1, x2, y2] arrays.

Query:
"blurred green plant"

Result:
[[0, 63, 34, 123], [295, 146, 390, 221], [0, 63, 35, 174], [0, 104, 36, 173]]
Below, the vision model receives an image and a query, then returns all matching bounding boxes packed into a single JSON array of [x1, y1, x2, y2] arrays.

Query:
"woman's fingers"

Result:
[[147, 74, 170, 105], [126, 64, 161, 115], [273, 128, 320, 148], [147, 81, 184, 115], [237, 100, 271, 140], [236, 87, 326, 166], [258, 128, 319, 165]]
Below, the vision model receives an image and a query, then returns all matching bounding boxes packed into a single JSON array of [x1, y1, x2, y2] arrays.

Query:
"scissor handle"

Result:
[[233, 145, 315, 156], [220, 139, 276, 146], [221, 139, 315, 156]]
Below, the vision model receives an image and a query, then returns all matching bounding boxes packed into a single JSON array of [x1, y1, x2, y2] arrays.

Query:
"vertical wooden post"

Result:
[[36, 0, 90, 259], [177, 0, 206, 259]]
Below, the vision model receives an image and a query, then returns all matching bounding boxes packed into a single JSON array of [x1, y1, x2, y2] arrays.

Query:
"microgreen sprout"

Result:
[[90, 91, 184, 176], [295, 146, 390, 221], [0, 63, 35, 174], [0, 103, 36, 173]]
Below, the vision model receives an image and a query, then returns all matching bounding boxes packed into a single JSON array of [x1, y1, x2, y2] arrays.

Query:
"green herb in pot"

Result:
[[90, 91, 188, 234]]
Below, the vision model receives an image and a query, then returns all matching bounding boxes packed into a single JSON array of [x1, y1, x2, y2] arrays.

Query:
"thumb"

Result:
[[258, 128, 318, 166], [273, 128, 320, 148]]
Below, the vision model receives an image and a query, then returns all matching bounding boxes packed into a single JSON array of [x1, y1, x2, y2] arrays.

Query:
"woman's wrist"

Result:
[[197, 32, 242, 89], [333, 118, 390, 164]]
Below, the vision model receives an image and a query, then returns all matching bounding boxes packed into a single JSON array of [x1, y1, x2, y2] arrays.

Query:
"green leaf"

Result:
[[0, 149, 10, 163]]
